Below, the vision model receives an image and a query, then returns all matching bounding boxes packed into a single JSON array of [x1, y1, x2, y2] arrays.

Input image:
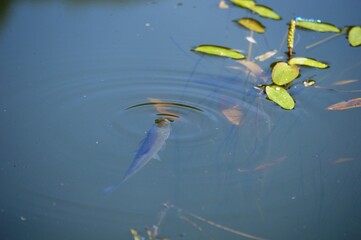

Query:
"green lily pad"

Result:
[[288, 57, 329, 69], [266, 85, 295, 110], [235, 18, 265, 33], [230, 0, 255, 9], [251, 4, 281, 20], [348, 26, 361, 47], [271, 62, 299, 85], [295, 20, 340, 33], [192, 45, 245, 60]]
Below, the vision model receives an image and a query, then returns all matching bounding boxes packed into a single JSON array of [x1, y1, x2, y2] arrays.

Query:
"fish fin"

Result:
[[153, 154, 161, 161]]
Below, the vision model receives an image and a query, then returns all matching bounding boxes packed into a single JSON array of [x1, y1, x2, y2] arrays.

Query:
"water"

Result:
[[0, 0, 361, 239]]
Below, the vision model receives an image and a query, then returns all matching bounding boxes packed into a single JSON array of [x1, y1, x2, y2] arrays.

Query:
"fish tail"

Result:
[[102, 181, 124, 195]]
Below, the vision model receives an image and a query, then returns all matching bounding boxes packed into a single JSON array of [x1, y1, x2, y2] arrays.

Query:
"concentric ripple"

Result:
[[33, 66, 271, 151]]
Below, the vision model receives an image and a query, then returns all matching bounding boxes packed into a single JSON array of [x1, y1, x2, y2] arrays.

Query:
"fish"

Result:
[[103, 118, 171, 194]]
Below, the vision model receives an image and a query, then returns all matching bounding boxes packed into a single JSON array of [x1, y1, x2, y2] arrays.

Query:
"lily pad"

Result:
[[295, 20, 340, 33], [230, 0, 255, 9], [288, 57, 329, 69], [192, 45, 245, 60], [236, 18, 265, 33], [271, 62, 299, 85], [251, 4, 281, 20], [348, 26, 361, 47], [266, 85, 295, 110]]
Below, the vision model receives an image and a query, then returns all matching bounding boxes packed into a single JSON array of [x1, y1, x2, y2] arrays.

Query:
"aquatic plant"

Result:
[[192, 0, 361, 110]]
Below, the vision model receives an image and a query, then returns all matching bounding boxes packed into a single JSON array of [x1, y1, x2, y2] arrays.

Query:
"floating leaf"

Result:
[[192, 45, 245, 60], [327, 98, 361, 110], [348, 26, 361, 47], [288, 57, 329, 69], [295, 20, 340, 33], [236, 18, 265, 33], [230, 0, 255, 9], [271, 62, 299, 85], [222, 105, 244, 126], [266, 85, 295, 110], [230, 0, 280, 20], [251, 4, 281, 20]]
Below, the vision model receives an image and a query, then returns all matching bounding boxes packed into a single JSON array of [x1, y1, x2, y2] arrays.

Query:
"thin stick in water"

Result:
[[169, 203, 268, 240], [247, 30, 254, 61], [305, 32, 343, 49]]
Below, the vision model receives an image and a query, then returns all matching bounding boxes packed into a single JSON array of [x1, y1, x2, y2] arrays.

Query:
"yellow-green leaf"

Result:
[[288, 57, 329, 69], [266, 85, 295, 110], [327, 98, 361, 110], [348, 26, 361, 47], [251, 4, 281, 20], [296, 21, 340, 33], [230, 0, 255, 9], [192, 45, 245, 60], [235, 18, 265, 33], [272, 62, 299, 85], [130, 229, 141, 240]]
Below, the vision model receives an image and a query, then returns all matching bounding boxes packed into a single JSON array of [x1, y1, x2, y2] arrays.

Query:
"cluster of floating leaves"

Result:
[[192, 2, 361, 110], [262, 17, 361, 109], [231, 0, 281, 21]]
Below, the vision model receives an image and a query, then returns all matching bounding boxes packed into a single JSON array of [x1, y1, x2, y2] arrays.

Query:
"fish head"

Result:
[[155, 118, 171, 128]]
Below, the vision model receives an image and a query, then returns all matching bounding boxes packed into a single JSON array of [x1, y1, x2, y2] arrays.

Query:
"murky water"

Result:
[[1, 0, 361, 239]]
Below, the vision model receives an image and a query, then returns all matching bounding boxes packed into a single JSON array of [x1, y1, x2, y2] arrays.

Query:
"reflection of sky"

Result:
[[0, 0, 361, 240]]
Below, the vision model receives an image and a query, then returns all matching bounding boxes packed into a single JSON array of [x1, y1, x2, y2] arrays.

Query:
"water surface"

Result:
[[1, 0, 361, 239]]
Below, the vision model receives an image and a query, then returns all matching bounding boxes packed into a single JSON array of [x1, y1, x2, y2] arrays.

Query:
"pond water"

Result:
[[0, 0, 361, 239]]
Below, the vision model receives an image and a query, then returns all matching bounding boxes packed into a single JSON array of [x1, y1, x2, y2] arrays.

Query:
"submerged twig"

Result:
[[247, 30, 254, 61], [169, 203, 268, 240], [179, 215, 217, 240], [305, 32, 344, 49]]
